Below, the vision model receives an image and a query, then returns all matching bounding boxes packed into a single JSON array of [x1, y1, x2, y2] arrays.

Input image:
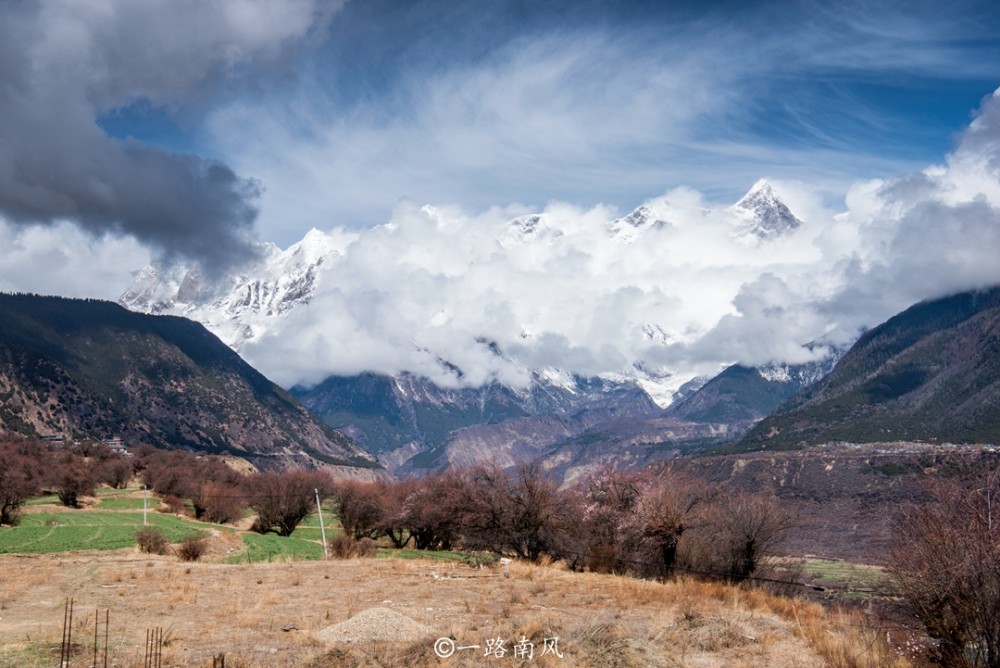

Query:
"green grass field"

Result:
[[4, 493, 498, 568], [96, 496, 149, 510], [287, 504, 341, 542], [232, 532, 325, 563], [800, 558, 889, 597], [376, 548, 498, 565], [23, 493, 60, 506], [0, 512, 215, 554]]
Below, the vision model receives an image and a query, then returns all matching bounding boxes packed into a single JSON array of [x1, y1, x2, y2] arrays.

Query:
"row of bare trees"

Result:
[[330, 463, 795, 583], [131, 445, 333, 535], [0, 436, 331, 538], [0, 435, 134, 522], [2, 433, 791, 584]]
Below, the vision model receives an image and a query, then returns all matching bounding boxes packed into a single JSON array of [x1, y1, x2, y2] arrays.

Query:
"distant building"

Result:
[[104, 437, 127, 452]]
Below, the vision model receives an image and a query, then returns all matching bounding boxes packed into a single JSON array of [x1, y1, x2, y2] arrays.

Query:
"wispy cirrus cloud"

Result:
[[205, 0, 1000, 246]]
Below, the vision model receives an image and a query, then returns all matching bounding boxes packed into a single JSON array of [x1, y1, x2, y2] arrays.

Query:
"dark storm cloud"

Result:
[[0, 0, 334, 270]]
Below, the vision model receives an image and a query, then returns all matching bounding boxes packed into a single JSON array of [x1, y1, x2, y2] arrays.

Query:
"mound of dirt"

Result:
[[315, 607, 434, 644]]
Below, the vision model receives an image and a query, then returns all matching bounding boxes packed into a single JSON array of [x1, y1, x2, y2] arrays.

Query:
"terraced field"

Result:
[[2, 493, 341, 564], [0, 511, 216, 553]]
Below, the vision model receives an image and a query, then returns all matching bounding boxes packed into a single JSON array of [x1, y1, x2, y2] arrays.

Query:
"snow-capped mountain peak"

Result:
[[119, 229, 347, 349], [500, 214, 567, 246], [730, 179, 803, 242], [607, 205, 670, 243]]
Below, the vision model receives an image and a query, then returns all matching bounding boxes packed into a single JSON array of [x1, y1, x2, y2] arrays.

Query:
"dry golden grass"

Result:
[[0, 551, 911, 668]]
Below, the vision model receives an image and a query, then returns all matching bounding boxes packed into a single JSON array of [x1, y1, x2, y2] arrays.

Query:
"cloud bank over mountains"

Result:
[[116, 90, 1000, 391]]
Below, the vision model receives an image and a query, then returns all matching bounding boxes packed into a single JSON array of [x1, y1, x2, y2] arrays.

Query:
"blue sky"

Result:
[[3, 0, 1000, 386], [72, 0, 1000, 249]]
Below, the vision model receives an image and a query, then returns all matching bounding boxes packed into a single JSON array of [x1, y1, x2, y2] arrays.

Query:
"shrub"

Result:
[[329, 534, 357, 559], [328, 535, 377, 559], [176, 536, 208, 562], [136, 527, 169, 555], [356, 537, 377, 558], [159, 494, 186, 515]]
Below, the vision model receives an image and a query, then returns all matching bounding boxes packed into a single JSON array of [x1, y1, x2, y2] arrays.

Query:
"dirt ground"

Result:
[[0, 547, 904, 668]]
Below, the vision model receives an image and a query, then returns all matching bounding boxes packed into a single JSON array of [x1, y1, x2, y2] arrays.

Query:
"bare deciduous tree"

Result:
[[696, 492, 794, 583], [332, 479, 384, 540], [398, 470, 470, 551], [192, 481, 245, 524], [0, 436, 41, 526], [581, 468, 645, 573], [248, 470, 331, 537], [463, 463, 577, 562], [890, 464, 1000, 668], [51, 453, 96, 508], [629, 472, 710, 578]]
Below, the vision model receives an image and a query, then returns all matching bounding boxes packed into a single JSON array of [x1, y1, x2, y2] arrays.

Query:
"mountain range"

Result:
[[0, 176, 976, 479], [1, 284, 996, 484], [118, 179, 807, 398], [110, 181, 847, 476], [0, 293, 379, 474]]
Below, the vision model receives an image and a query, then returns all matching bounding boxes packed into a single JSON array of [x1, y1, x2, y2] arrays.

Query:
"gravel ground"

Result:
[[314, 607, 433, 644]]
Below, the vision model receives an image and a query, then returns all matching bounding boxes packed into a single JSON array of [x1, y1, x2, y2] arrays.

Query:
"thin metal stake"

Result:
[[60, 598, 71, 667], [66, 597, 74, 667], [103, 609, 109, 668]]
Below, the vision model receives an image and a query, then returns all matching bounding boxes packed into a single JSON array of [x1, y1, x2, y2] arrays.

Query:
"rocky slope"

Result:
[[0, 293, 379, 473], [667, 356, 839, 424], [291, 370, 664, 475]]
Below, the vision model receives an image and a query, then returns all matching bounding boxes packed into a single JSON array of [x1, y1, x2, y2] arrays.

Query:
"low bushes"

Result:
[[135, 527, 169, 555], [176, 536, 208, 562], [329, 534, 377, 559]]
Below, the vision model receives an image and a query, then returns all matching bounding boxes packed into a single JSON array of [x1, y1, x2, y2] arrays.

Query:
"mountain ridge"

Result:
[[0, 293, 379, 474], [740, 286, 1000, 450]]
